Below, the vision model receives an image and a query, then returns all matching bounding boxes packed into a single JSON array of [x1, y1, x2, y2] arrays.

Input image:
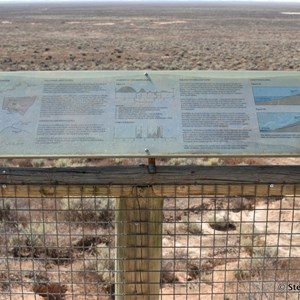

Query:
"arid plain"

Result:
[[0, 2, 299, 72]]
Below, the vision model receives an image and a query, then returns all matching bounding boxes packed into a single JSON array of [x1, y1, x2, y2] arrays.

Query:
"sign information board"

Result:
[[0, 71, 299, 157]]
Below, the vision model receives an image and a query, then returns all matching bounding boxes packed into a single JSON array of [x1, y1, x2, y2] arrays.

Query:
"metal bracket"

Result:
[[147, 158, 156, 174]]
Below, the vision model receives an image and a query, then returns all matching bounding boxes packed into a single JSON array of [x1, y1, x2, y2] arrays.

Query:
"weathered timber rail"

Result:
[[1, 165, 300, 197]]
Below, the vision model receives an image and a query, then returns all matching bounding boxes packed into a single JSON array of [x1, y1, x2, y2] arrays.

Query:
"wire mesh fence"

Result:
[[0, 174, 300, 299]]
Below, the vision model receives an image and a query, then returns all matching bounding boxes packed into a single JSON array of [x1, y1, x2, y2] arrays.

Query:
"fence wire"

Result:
[[0, 183, 299, 300]]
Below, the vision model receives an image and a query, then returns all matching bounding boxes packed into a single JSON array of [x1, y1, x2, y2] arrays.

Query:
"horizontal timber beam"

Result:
[[1, 165, 300, 185], [0, 165, 299, 198]]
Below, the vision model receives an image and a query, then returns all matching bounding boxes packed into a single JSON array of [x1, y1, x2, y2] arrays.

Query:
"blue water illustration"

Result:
[[253, 87, 300, 104], [257, 112, 300, 132]]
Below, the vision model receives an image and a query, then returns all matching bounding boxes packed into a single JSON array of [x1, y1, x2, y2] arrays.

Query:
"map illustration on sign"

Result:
[[253, 87, 300, 105], [2, 96, 37, 115], [0, 79, 37, 94], [0, 77, 39, 142], [257, 112, 300, 132], [0, 121, 32, 135]]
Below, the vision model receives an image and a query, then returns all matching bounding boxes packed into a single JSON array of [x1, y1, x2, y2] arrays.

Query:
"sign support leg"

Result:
[[115, 186, 163, 300]]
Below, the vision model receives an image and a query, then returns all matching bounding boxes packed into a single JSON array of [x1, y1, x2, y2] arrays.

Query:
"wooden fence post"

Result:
[[115, 186, 164, 300]]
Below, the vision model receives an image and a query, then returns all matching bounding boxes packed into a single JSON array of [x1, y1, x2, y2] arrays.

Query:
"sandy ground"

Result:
[[1, 195, 300, 300]]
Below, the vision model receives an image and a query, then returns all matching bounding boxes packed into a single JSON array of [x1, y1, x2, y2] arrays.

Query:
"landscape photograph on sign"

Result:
[[253, 86, 300, 105], [257, 112, 300, 132]]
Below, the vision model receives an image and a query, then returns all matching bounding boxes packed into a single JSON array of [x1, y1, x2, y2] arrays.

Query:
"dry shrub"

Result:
[[222, 157, 266, 165], [8, 221, 74, 265], [165, 157, 223, 166], [0, 266, 10, 291], [0, 201, 10, 222], [161, 260, 178, 284], [53, 158, 86, 167], [31, 159, 45, 167], [61, 197, 115, 227], [9, 223, 44, 258], [74, 235, 112, 251], [95, 243, 115, 283], [0, 198, 16, 223], [239, 223, 277, 257], [85, 243, 115, 294], [235, 223, 278, 281]]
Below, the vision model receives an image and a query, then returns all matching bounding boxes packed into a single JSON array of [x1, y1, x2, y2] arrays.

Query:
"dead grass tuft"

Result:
[[61, 197, 115, 228]]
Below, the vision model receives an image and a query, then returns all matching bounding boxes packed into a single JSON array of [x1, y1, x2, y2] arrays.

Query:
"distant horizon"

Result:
[[0, 0, 300, 3]]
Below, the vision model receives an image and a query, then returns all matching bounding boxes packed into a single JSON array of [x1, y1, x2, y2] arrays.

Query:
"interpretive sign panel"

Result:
[[0, 71, 299, 157]]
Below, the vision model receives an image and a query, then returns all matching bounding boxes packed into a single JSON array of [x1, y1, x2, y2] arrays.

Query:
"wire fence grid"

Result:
[[0, 183, 299, 300]]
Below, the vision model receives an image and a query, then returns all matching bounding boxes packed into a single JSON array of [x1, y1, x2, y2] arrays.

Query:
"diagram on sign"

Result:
[[257, 112, 300, 132], [253, 87, 300, 105], [114, 124, 176, 141], [116, 85, 175, 103]]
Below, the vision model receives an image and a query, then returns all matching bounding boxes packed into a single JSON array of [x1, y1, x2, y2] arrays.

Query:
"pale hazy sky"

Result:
[[0, 0, 299, 2], [0, 0, 299, 4]]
